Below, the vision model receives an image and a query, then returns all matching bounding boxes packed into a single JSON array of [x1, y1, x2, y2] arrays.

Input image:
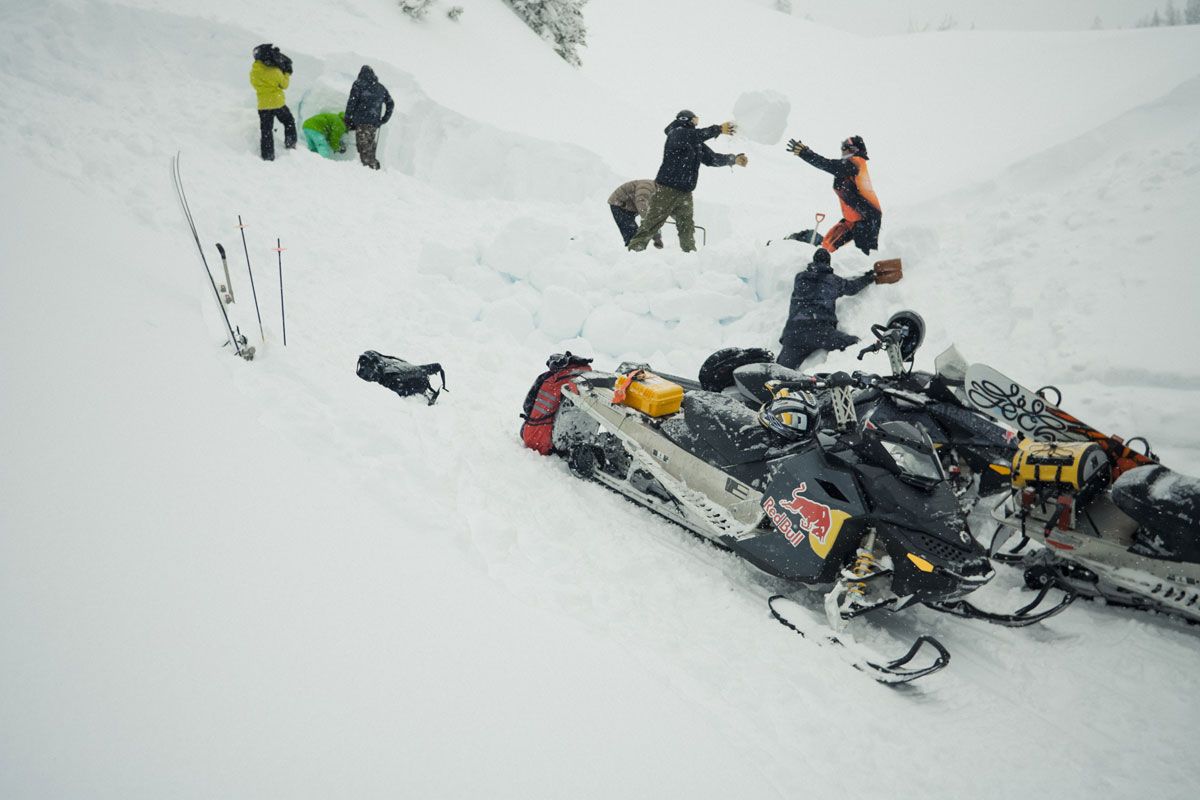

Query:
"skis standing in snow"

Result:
[[344, 66, 395, 170], [607, 179, 663, 249], [250, 44, 297, 161], [627, 110, 747, 252], [787, 135, 882, 255], [776, 248, 900, 369]]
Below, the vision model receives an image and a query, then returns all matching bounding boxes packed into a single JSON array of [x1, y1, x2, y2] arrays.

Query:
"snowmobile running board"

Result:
[[925, 581, 1076, 627], [768, 595, 950, 685]]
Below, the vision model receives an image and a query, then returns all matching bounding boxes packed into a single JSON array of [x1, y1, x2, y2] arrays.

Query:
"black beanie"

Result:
[[813, 248, 831, 265]]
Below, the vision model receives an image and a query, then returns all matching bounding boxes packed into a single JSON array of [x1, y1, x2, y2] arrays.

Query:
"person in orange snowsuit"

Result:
[[787, 135, 882, 255]]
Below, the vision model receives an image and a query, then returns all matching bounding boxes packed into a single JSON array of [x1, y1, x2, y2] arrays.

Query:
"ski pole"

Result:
[[238, 215, 265, 343], [812, 212, 826, 246], [274, 238, 287, 347]]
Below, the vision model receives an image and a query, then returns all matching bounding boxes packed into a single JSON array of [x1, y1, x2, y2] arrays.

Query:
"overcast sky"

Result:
[[769, 0, 1179, 34]]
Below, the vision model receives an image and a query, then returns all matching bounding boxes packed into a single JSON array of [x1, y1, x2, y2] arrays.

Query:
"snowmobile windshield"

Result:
[[877, 422, 944, 487]]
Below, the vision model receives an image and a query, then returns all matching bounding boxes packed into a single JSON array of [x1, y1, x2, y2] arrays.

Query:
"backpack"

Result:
[[520, 352, 593, 455], [356, 351, 446, 405]]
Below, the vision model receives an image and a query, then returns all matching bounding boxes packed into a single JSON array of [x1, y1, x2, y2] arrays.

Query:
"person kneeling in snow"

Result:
[[302, 111, 348, 158], [344, 66, 395, 170], [249, 43, 297, 161], [787, 135, 881, 255], [627, 110, 747, 253], [776, 249, 897, 370], [608, 179, 663, 249]]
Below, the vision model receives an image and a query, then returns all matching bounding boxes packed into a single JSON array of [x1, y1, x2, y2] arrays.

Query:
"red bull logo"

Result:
[[762, 482, 852, 558], [779, 483, 834, 545]]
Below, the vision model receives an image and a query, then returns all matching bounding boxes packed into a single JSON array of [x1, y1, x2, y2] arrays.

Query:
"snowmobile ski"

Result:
[[924, 580, 1075, 627], [964, 363, 1155, 477], [768, 595, 950, 684]]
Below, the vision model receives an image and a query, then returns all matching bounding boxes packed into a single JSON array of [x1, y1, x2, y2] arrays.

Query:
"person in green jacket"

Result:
[[302, 112, 348, 159], [249, 43, 296, 161]]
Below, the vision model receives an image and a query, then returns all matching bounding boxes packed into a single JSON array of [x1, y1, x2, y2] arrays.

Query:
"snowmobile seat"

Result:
[[1113, 465, 1200, 562], [663, 392, 777, 467], [732, 362, 809, 406]]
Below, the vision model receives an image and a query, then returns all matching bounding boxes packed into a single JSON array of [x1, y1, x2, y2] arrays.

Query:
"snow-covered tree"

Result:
[[1151, 8, 1162, 25], [775, 0, 793, 13], [1187, 0, 1200, 23], [1165, 0, 1182, 24], [505, 0, 588, 67], [399, 0, 436, 20], [1091, 15, 1104, 29], [447, 5, 464, 21]]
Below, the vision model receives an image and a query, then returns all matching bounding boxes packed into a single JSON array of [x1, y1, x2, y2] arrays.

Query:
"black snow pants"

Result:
[[259, 106, 297, 161], [611, 205, 639, 246], [777, 323, 859, 369]]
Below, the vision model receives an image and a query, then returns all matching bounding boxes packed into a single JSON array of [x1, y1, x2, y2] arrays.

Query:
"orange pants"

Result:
[[820, 199, 863, 253]]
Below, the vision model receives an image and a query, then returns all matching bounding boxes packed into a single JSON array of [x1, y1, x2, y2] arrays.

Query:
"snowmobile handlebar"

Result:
[[772, 371, 869, 393]]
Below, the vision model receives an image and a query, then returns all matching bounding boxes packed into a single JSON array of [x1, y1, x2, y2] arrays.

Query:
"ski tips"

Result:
[[216, 242, 226, 257]]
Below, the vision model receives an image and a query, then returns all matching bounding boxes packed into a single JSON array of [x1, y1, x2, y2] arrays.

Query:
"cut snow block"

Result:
[[479, 298, 534, 340], [537, 286, 591, 341], [732, 90, 791, 145], [483, 217, 570, 281]]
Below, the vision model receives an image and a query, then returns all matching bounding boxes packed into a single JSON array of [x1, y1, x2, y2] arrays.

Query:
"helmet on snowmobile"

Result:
[[758, 392, 821, 441], [841, 135, 867, 158]]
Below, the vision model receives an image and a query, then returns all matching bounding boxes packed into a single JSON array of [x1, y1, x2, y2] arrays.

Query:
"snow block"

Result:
[[537, 286, 591, 341], [732, 90, 791, 146], [483, 217, 571, 280]]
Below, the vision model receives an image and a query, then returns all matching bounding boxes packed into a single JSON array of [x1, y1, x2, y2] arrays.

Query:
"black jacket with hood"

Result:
[[654, 120, 736, 193], [779, 259, 874, 346], [345, 66, 395, 129]]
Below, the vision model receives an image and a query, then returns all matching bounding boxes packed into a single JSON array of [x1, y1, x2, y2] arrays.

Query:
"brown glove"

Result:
[[720, 121, 737, 135], [873, 258, 903, 284], [734, 153, 748, 167]]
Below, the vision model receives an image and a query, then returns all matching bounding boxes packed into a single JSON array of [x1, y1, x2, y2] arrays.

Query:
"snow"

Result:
[[2, 0, 1200, 798], [732, 89, 792, 145]]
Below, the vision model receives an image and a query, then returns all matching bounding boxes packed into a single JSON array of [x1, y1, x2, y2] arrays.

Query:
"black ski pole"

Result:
[[238, 215, 265, 343], [275, 238, 287, 346]]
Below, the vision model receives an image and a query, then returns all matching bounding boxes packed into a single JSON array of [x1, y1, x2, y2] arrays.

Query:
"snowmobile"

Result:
[[689, 311, 1022, 504], [963, 365, 1200, 623], [533, 345, 1070, 684]]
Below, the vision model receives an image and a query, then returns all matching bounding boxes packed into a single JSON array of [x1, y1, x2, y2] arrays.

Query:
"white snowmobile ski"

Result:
[[768, 595, 950, 684]]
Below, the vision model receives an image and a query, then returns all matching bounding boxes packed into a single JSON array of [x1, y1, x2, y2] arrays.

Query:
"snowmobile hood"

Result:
[[664, 118, 696, 135], [357, 66, 378, 84]]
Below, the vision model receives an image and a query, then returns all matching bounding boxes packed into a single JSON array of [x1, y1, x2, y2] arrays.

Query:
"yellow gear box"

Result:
[[618, 372, 683, 417]]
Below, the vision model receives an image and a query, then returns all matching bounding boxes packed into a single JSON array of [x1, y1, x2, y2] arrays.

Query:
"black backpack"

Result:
[[356, 351, 446, 406]]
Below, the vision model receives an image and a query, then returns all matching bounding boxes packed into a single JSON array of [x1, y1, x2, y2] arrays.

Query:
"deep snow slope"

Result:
[[2, 1, 1200, 798]]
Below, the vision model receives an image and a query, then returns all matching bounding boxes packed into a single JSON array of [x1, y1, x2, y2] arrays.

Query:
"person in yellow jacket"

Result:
[[249, 43, 297, 161]]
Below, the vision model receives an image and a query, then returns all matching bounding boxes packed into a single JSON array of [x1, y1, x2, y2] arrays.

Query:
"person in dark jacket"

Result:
[[344, 66, 395, 170], [627, 110, 747, 252], [776, 248, 882, 370], [787, 135, 882, 255]]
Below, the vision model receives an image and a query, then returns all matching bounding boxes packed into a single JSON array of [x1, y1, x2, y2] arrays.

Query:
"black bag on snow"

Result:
[[356, 351, 446, 405]]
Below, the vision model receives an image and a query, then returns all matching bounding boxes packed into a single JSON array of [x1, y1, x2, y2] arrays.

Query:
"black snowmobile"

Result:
[[690, 311, 1022, 504], [533, 340, 1069, 683]]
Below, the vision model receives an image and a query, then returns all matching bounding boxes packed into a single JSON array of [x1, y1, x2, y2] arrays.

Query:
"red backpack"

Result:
[[520, 352, 593, 455]]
